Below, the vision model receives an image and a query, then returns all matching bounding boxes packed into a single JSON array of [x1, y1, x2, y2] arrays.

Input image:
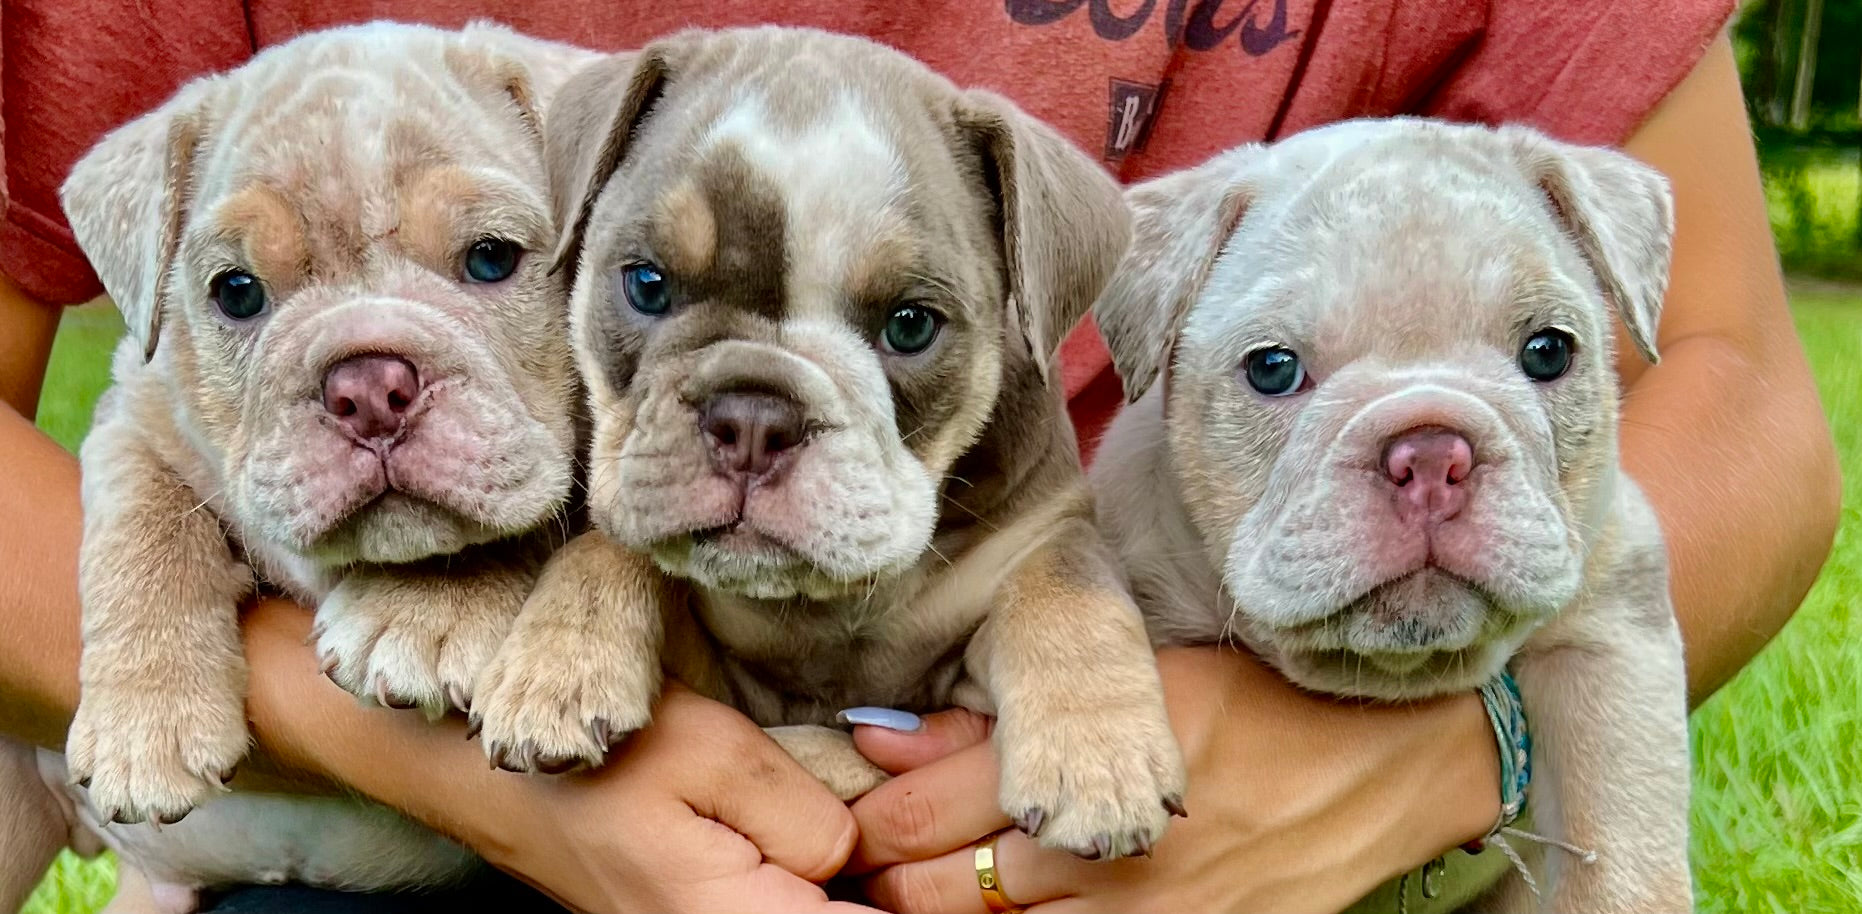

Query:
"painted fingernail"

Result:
[[835, 707, 923, 732]]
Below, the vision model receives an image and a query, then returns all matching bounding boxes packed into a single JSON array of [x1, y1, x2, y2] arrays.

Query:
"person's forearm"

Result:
[[241, 598, 516, 843], [0, 405, 87, 748], [0, 274, 61, 418], [1619, 334, 1838, 703]]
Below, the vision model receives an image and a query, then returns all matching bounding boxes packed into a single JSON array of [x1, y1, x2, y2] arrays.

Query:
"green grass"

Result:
[[18, 291, 1862, 912]]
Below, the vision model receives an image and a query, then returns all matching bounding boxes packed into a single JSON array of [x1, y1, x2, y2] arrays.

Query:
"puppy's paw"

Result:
[[765, 725, 890, 801], [64, 688, 246, 826], [468, 609, 660, 774], [316, 567, 530, 718], [995, 705, 1186, 860]]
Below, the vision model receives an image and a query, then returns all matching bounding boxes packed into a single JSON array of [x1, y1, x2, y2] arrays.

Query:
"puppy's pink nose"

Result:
[[1382, 427, 1474, 524], [702, 392, 806, 480], [322, 355, 421, 442]]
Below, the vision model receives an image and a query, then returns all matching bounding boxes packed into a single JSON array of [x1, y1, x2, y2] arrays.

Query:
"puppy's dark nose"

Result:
[[1381, 427, 1474, 525], [701, 392, 805, 479], [322, 355, 422, 442]]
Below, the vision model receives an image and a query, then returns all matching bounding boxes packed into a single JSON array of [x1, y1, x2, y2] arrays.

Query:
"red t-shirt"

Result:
[[1, 0, 1733, 459]]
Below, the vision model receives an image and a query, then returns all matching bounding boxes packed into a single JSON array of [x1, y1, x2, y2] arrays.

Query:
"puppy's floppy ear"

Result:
[[955, 92, 1130, 386], [59, 92, 207, 362], [1092, 145, 1260, 402], [544, 48, 668, 283], [1504, 126, 1674, 364]]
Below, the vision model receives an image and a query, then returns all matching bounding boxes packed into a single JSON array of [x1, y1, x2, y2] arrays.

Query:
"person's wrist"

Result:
[[240, 595, 522, 850], [1393, 688, 1503, 861], [1158, 646, 1499, 886]]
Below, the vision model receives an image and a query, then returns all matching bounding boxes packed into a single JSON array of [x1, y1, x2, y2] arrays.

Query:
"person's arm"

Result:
[[845, 31, 1839, 913], [1613, 32, 1839, 702], [0, 275, 62, 419]]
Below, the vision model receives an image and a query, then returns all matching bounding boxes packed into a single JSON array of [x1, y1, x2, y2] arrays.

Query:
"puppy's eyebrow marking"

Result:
[[655, 179, 717, 276], [204, 185, 309, 284]]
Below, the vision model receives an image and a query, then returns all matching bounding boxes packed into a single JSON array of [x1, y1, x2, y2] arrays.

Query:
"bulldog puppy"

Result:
[[1089, 118, 1692, 912], [468, 26, 1186, 858], [4, 21, 592, 911]]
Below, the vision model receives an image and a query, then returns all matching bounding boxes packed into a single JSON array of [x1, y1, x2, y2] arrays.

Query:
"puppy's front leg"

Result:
[[969, 501, 1186, 859], [1505, 535, 1692, 912], [764, 726, 890, 802], [67, 411, 253, 825], [470, 531, 670, 772], [317, 540, 546, 718]]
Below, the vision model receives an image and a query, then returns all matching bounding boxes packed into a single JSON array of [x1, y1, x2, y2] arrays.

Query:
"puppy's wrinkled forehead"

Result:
[[193, 53, 544, 283], [1237, 141, 1579, 360]]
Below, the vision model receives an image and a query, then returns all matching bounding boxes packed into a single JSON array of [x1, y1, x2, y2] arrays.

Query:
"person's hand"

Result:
[[468, 683, 880, 914], [242, 597, 877, 914], [846, 647, 1499, 913]]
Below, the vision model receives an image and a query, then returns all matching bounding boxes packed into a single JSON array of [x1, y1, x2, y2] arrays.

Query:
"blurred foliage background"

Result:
[[1736, 0, 1862, 279]]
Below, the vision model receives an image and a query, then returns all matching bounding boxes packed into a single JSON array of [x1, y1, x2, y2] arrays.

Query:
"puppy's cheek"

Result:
[[391, 384, 572, 531], [241, 412, 385, 550], [1434, 474, 1585, 615], [752, 434, 939, 578], [605, 405, 738, 548]]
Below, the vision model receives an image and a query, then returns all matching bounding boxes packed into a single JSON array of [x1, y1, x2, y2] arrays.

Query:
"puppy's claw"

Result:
[[218, 765, 238, 786], [154, 807, 190, 827], [75, 775, 92, 790], [1075, 835, 1110, 861], [1163, 794, 1188, 819], [590, 718, 618, 750], [465, 714, 483, 741], [534, 754, 581, 775], [1130, 833, 1153, 858], [445, 684, 470, 713], [487, 743, 510, 772], [372, 679, 418, 711], [1014, 808, 1047, 839], [318, 655, 339, 679]]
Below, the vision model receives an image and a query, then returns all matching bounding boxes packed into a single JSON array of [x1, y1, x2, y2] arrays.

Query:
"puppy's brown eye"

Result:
[[210, 270, 267, 321], [1520, 329, 1575, 382], [1243, 346, 1307, 397], [881, 305, 942, 355], [464, 238, 521, 283]]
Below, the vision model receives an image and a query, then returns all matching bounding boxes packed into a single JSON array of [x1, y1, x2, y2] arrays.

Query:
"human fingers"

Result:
[[848, 707, 993, 775], [848, 740, 1011, 873]]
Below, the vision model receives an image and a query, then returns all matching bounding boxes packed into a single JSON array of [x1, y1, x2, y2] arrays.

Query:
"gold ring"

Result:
[[975, 832, 1023, 913]]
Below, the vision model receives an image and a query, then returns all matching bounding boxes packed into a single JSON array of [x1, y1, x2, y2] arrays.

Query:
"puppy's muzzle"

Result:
[[322, 355, 423, 445], [700, 390, 807, 483]]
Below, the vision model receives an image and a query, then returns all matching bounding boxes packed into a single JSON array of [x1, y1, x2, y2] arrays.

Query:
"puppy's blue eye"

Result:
[[464, 238, 521, 283], [622, 263, 671, 315], [1243, 346, 1306, 397], [210, 270, 267, 320], [1520, 329, 1575, 382], [881, 305, 942, 355]]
